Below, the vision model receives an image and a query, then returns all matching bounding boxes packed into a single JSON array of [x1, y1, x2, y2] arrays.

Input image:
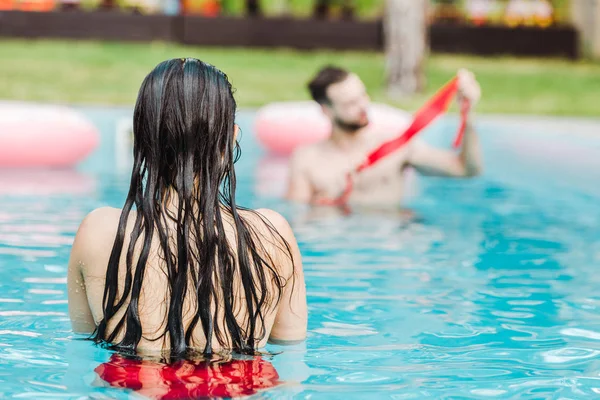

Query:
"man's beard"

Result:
[[334, 117, 369, 134]]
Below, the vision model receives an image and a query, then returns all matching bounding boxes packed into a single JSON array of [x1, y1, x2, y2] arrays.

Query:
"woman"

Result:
[[67, 58, 307, 357]]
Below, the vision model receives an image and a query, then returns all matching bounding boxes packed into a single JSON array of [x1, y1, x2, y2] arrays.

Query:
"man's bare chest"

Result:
[[306, 148, 409, 194]]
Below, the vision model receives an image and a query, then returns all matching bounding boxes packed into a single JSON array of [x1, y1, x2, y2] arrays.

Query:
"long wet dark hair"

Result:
[[91, 58, 291, 357]]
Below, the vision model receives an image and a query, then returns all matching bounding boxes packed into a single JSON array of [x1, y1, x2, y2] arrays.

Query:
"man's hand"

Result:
[[457, 68, 481, 107], [407, 68, 483, 178]]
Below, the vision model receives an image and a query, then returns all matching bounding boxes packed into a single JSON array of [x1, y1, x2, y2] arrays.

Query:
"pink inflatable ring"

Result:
[[0, 102, 100, 167], [254, 101, 412, 155]]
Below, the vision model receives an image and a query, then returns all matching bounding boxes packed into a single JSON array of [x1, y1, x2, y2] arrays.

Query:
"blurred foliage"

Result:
[[179, 0, 571, 25], [430, 0, 571, 25], [218, 0, 383, 19], [5, 0, 573, 24]]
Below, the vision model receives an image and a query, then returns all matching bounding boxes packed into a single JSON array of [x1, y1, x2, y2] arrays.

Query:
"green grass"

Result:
[[1, 39, 599, 116]]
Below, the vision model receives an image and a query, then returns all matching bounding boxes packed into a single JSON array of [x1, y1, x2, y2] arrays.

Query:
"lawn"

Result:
[[1, 39, 599, 117]]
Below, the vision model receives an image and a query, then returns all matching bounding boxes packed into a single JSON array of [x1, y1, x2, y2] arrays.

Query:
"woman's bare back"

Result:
[[68, 206, 307, 354]]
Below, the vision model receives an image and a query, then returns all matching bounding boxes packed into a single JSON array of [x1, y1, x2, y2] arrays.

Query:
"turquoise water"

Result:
[[1, 109, 600, 399]]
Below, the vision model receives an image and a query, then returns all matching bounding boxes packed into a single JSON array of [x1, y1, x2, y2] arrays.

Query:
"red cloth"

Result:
[[95, 354, 281, 399]]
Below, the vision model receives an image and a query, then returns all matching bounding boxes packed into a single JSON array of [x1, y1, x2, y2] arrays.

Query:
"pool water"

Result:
[[1, 108, 600, 399]]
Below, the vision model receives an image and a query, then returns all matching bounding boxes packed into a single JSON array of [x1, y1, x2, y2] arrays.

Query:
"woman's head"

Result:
[[92, 59, 290, 358], [133, 58, 238, 193]]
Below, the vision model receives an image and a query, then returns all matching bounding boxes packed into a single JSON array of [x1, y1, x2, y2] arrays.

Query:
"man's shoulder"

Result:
[[290, 141, 327, 167], [366, 127, 400, 143], [293, 141, 326, 156]]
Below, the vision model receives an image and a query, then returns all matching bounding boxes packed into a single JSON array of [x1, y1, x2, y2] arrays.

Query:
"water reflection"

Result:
[[0, 169, 96, 196]]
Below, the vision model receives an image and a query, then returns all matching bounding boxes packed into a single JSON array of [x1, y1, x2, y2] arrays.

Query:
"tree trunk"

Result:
[[384, 0, 428, 98], [571, 0, 600, 59]]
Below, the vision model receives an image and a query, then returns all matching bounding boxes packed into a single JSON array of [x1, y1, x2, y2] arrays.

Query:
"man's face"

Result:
[[324, 74, 370, 132]]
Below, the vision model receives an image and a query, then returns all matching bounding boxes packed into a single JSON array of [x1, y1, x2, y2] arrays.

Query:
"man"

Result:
[[286, 66, 483, 206]]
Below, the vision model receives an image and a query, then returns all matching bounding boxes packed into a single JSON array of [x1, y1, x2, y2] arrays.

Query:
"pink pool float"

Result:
[[0, 102, 100, 167]]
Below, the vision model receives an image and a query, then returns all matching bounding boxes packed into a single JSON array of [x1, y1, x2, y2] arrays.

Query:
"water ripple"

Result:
[[1, 116, 600, 398]]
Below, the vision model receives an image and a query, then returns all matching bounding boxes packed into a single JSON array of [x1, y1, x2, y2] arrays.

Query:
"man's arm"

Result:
[[407, 69, 483, 178], [407, 117, 482, 178], [285, 148, 314, 203]]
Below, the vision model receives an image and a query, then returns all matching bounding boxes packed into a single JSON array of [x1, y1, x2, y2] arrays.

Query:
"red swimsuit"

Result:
[[95, 353, 281, 399]]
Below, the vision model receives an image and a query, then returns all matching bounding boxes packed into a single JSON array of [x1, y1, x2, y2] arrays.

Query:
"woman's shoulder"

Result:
[[77, 207, 123, 237], [238, 208, 299, 271], [71, 207, 125, 266], [239, 208, 294, 241]]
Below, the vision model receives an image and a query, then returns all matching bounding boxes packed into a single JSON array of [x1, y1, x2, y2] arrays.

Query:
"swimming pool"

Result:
[[1, 108, 599, 399]]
